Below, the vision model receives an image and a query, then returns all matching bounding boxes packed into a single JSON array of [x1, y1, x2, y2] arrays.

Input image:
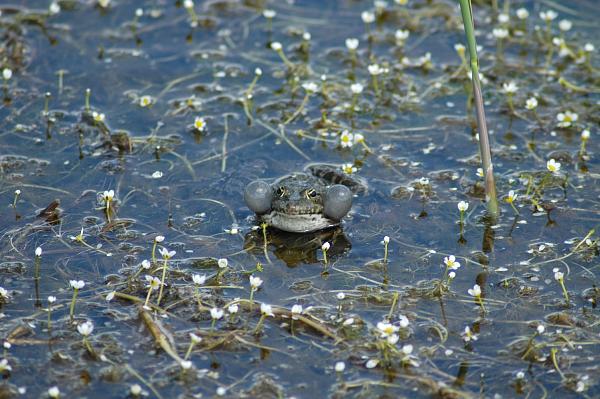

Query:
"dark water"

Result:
[[0, 0, 599, 397]]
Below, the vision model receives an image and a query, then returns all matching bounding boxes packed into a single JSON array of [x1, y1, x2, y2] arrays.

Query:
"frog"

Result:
[[244, 165, 365, 233]]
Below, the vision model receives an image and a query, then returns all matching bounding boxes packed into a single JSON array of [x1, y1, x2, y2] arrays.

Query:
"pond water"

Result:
[[0, 0, 599, 397]]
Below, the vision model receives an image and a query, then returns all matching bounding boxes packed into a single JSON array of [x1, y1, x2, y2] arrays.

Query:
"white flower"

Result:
[[366, 359, 379, 368], [302, 82, 318, 93], [354, 133, 364, 144], [291, 304, 303, 319], [130, 384, 142, 396], [536, 325, 545, 334], [139, 95, 153, 107], [367, 64, 383, 75], [556, 111, 578, 128], [457, 201, 469, 212], [190, 333, 202, 343], [516, 371, 525, 379], [77, 321, 94, 336], [92, 112, 105, 122], [183, 0, 194, 9], [553, 267, 564, 281], [154, 235, 165, 243], [341, 163, 357, 175], [135, 8, 143, 17], [35, 247, 42, 257], [69, 280, 85, 290], [377, 321, 399, 338], [302, 32, 311, 41], [444, 255, 461, 270], [468, 284, 481, 297], [374, 1, 388, 10], [476, 168, 484, 177], [48, 296, 56, 303], [395, 29, 410, 42], [228, 304, 238, 314], [158, 247, 176, 259], [525, 97, 538, 110], [398, 314, 409, 328], [401, 344, 413, 355], [49, 2, 61, 14], [141, 260, 151, 269], [350, 83, 364, 94], [492, 28, 509, 39], [546, 159, 561, 173], [338, 130, 354, 148], [260, 303, 274, 316], [498, 13, 509, 23], [103, 190, 114, 201], [345, 38, 359, 50], [558, 19, 572, 31], [210, 308, 224, 320], [0, 287, 9, 301], [249, 275, 263, 290], [462, 326, 478, 342], [194, 116, 206, 132], [2, 68, 12, 80], [336, 292, 345, 300], [516, 8, 529, 20], [180, 360, 192, 370], [217, 258, 228, 269], [0, 359, 12, 372], [145, 275, 162, 289], [506, 190, 518, 203], [262, 9, 276, 19], [270, 41, 282, 51], [361, 11, 375, 23], [321, 242, 331, 252], [448, 271, 456, 279], [48, 387, 60, 398], [334, 361, 346, 372], [14, 189, 21, 195], [502, 82, 519, 94], [225, 226, 239, 234], [454, 43, 465, 54], [581, 129, 590, 140], [192, 274, 206, 285], [387, 334, 399, 344], [540, 10, 558, 22], [584, 43, 595, 52], [383, 236, 390, 244], [254, 67, 262, 76], [419, 177, 429, 185]]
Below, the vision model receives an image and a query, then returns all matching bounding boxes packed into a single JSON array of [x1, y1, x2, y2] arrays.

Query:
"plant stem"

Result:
[[69, 288, 79, 322], [157, 259, 168, 305], [144, 287, 153, 308], [458, 0, 499, 218]]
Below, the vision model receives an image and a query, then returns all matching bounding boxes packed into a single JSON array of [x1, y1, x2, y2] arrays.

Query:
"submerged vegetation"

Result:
[[0, 0, 599, 397]]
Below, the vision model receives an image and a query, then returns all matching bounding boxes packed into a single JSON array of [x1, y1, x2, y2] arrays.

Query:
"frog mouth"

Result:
[[261, 211, 338, 233], [272, 204, 323, 216]]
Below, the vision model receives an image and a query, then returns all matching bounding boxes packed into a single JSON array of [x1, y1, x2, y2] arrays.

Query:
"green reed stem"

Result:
[[458, 0, 499, 218]]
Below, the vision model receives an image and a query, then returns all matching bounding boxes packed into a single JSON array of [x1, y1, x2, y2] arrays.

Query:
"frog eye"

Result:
[[276, 186, 287, 197], [305, 188, 318, 199], [244, 180, 272, 214]]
